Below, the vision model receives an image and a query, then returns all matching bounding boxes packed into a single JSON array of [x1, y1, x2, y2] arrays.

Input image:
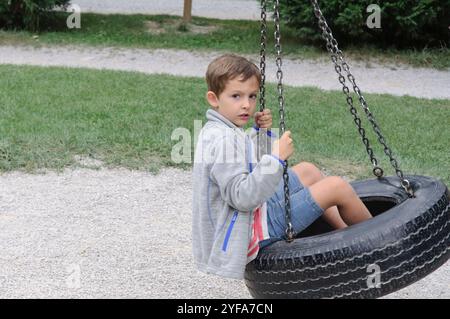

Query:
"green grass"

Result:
[[0, 64, 448, 186], [0, 13, 449, 69]]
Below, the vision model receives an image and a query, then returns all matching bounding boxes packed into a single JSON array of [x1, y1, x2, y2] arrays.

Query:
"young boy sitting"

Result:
[[192, 54, 372, 280]]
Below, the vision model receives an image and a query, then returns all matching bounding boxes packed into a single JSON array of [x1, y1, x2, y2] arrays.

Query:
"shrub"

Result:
[[267, 0, 450, 49], [0, 0, 70, 31]]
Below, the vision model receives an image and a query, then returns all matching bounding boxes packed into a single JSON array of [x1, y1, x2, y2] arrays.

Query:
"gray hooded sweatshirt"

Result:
[[192, 109, 284, 279]]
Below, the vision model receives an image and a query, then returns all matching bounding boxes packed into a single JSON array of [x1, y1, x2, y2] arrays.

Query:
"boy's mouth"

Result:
[[238, 113, 249, 120]]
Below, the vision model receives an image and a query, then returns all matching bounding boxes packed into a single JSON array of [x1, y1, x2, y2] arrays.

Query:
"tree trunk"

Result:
[[183, 0, 192, 23], [10, 0, 26, 29]]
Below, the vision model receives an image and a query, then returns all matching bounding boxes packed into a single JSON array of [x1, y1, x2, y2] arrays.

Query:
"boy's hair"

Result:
[[206, 54, 261, 97]]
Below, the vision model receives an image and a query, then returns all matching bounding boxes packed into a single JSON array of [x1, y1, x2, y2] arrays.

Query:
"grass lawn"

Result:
[[0, 13, 449, 69], [0, 64, 448, 186]]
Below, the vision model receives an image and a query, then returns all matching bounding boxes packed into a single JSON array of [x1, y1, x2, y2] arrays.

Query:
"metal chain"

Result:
[[259, 0, 267, 113], [310, 0, 412, 196], [310, 0, 380, 177], [256, 0, 268, 162], [274, 0, 294, 241]]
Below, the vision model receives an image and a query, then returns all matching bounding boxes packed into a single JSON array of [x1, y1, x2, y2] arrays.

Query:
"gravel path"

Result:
[[0, 167, 448, 299], [0, 168, 249, 298], [70, 0, 260, 20], [1, 45, 449, 99]]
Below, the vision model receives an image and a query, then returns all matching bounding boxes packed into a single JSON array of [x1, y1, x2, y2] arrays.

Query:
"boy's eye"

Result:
[[250, 94, 257, 100], [232, 94, 240, 99]]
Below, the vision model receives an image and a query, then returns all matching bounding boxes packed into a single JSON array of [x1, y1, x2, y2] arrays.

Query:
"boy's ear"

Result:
[[206, 91, 219, 108]]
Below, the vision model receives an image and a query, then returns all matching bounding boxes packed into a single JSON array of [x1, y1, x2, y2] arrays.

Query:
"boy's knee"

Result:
[[298, 161, 318, 171], [326, 176, 353, 194], [294, 161, 323, 183]]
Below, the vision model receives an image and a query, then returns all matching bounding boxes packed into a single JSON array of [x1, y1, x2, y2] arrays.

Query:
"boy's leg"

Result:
[[291, 162, 347, 229], [308, 176, 372, 225]]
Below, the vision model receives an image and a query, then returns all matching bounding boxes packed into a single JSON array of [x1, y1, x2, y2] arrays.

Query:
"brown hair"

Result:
[[205, 54, 261, 97]]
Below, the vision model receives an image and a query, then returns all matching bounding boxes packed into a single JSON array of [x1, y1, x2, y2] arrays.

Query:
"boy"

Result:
[[192, 54, 372, 280]]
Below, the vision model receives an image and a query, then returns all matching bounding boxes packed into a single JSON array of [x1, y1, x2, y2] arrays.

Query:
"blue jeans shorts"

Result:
[[259, 168, 325, 249]]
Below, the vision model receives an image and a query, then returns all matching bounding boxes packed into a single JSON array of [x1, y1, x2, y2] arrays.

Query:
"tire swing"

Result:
[[245, 0, 450, 299]]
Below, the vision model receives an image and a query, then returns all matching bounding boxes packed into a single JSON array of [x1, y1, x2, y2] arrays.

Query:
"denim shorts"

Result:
[[259, 168, 325, 249]]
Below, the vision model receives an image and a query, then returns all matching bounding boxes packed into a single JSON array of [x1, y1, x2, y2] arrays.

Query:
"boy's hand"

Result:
[[254, 109, 272, 129], [272, 131, 294, 161]]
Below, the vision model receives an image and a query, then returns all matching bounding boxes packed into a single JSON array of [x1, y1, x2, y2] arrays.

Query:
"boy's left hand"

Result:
[[254, 109, 272, 129]]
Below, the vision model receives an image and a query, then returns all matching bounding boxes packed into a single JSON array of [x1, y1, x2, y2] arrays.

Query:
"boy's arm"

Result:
[[209, 136, 284, 212]]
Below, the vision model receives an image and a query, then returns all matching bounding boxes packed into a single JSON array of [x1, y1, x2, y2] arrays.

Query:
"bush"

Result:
[[0, 0, 70, 31], [268, 0, 450, 49]]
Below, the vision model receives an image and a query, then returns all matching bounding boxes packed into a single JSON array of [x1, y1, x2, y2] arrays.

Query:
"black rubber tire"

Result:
[[245, 175, 450, 299]]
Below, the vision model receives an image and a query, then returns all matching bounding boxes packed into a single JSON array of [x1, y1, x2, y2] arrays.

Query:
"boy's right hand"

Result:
[[272, 131, 294, 161]]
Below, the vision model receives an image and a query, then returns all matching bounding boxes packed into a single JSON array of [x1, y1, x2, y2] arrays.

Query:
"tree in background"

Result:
[[0, 0, 70, 31], [268, 0, 450, 49]]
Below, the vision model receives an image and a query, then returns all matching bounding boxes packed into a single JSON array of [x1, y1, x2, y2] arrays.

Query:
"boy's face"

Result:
[[207, 75, 259, 128]]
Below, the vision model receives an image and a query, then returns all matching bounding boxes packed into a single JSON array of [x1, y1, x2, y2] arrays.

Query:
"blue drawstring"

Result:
[[221, 211, 239, 252]]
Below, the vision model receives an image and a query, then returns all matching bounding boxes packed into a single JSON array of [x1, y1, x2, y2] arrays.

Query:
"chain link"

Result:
[[257, 0, 268, 162], [310, 0, 412, 195], [274, 0, 294, 241], [259, 0, 267, 114]]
